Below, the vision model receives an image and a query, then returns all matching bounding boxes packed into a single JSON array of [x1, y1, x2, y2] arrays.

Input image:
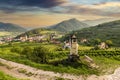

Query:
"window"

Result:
[[73, 38, 76, 42]]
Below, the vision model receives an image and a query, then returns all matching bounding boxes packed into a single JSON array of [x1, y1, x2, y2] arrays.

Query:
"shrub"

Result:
[[106, 40, 113, 47], [21, 47, 33, 57], [29, 46, 49, 63]]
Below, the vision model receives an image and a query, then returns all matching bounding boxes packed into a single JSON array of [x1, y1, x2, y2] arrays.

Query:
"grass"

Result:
[[91, 56, 120, 74], [0, 42, 120, 76], [0, 70, 25, 80]]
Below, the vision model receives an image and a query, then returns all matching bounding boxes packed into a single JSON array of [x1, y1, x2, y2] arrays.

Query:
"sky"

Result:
[[0, 0, 120, 27]]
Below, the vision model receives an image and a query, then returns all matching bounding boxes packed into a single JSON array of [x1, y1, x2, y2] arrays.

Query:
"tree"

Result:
[[105, 40, 113, 47], [94, 38, 101, 45]]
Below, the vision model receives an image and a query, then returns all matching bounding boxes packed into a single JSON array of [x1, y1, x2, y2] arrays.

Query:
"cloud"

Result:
[[55, 2, 120, 17], [69, 0, 120, 5], [0, 0, 68, 8], [0, 0, 120, 18], [0, 0, 68, 13], [92, 2, 120, 9]]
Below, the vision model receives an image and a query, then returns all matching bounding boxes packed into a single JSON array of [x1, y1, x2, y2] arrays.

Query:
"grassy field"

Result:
[[0, 42, 120, 75]]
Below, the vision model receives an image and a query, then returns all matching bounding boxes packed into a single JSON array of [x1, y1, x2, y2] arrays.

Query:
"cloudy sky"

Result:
[[0, 0, 120, 27]]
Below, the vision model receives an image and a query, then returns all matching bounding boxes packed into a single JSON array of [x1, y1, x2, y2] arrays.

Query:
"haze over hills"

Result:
[[48, 18, 89, 32], [83, 18, 119, 26], [65, 19, 120, 47], [0, 22, 26, 32]]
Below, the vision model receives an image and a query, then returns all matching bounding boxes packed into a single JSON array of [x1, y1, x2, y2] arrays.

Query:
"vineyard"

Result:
[[0, 42, 120, 75], [79, 50, 120, 56]]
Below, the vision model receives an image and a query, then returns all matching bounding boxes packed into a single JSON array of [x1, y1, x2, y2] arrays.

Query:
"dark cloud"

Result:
[[0, 0, 120, 18], [0, 0, 67, 13], [0, 5, 40, 13], [0, 0, 67, 8]]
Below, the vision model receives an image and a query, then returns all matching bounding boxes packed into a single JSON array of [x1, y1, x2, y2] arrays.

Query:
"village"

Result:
[[0, 32, 61, 44], [0, 32, 110, 51]]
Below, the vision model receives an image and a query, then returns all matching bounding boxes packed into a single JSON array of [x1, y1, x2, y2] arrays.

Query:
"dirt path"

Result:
[[0, 58, 120, 80], [86, 67, 120, 80], [0, 58, 83, 80]]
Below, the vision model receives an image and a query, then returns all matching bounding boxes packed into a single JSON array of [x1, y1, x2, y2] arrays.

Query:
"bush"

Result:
[[92, 45, 100, 50], [29, 46, 49, 63], [106, 40, 113, 47], [21, 47, 33, 57]]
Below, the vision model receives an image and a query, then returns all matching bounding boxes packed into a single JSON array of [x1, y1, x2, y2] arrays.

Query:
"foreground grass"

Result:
[[92, 56, 120, 74], [0, 51, 98, 75], [0, 70, 22, 80], [0, 42, 120, 75]]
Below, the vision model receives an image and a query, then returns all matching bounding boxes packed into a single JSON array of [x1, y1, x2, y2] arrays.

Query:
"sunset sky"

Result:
[[0, 0, 120, 27]]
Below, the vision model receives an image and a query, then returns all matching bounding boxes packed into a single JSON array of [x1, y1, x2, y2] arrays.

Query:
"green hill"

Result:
[[49, 18, 89, 32], [0, 22, 26, 32], [64, 20, 120, 47]]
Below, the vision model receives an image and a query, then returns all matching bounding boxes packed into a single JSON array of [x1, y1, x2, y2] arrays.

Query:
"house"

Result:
[[0, 40, 3, 44], [98, 42, 108, 49], [20, 35, 28, 42], [64, 41, 71, 49], [80, 38, 88, 43]]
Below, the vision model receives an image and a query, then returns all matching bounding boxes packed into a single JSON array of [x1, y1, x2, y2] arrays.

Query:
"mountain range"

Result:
[[19, 18, 89, 37], [48, 18, 89, 32]]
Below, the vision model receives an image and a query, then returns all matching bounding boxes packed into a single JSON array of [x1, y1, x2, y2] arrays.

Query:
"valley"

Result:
[[0, 19, 120, 80]]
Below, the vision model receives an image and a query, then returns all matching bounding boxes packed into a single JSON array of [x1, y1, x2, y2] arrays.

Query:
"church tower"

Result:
[[69, 35, 79, 61]]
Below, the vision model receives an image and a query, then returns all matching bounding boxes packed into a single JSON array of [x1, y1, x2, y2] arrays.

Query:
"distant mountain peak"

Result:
[[65, 18, 80, 22], [69, 18, 77, 21], [49, 18, 89, 32]]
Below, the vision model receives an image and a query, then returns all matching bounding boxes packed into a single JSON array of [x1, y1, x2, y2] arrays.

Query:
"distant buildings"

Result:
[[16, 33, 62, 44]]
